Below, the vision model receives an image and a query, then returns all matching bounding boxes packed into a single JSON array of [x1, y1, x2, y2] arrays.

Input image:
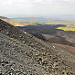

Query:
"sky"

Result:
[[0, 0, 75, 18]]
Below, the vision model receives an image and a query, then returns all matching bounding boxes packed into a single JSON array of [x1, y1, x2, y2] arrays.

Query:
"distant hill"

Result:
[[0, 16, 9, 19], [0, 16, 29, 26]]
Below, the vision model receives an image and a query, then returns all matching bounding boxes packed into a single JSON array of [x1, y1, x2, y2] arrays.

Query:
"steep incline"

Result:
[[0, 33, 49, 75], [0, 19, 75, 75]]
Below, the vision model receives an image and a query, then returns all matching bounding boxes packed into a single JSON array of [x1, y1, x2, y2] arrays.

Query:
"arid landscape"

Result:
[[0, 0, 75, 74], [0, 16, 75, 75]]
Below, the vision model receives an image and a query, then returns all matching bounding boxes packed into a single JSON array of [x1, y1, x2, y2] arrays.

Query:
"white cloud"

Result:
[[0, 0, 75, 17]]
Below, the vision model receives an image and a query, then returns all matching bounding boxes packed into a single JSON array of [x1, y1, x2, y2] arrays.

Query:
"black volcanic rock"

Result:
[[0, 19, 75, 75], [17, 25, 75, 47], [0, 33, 49, 75]]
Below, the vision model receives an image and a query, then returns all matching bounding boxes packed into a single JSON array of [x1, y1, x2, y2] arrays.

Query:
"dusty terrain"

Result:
[[0, 19, 75, 75]]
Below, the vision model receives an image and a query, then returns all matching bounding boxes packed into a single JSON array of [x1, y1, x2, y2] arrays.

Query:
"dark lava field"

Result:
[[17, 25, 75, 47]]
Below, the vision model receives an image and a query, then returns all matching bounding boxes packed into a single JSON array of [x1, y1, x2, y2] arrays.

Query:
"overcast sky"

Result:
[[0, 0, 75, 18]]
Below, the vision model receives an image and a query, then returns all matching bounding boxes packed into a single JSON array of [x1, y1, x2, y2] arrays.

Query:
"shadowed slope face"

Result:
[[17, 25, 75, 47], [0, 19, 75, 75]]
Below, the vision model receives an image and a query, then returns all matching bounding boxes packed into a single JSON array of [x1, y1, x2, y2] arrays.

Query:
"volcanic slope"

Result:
[[0, 19, 75, 75], [0, 33, 49, 75]]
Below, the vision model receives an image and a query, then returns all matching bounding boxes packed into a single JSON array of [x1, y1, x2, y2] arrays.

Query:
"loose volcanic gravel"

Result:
[[0, 19, 75, 75]]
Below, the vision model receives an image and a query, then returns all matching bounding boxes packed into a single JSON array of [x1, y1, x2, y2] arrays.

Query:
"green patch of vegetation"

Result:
[[57, 24, 75, 31], [12, 18, 75, 31]]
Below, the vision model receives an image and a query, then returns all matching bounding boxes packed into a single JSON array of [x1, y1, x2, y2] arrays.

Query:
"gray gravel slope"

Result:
[[0, 19, 75, 75], [0, 33, 50, 75]]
